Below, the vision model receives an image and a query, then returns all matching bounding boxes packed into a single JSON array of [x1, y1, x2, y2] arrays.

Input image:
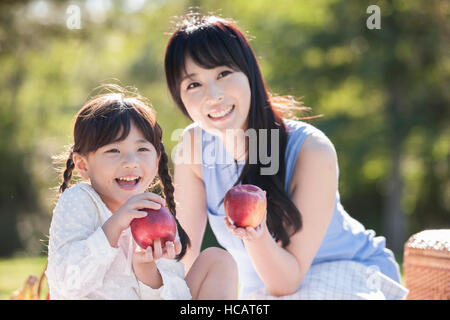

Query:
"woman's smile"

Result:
[[208, 105, 235, 121]]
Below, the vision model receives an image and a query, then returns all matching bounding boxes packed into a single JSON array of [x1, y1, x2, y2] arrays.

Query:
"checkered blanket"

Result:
[[243, 260, 409, 300]]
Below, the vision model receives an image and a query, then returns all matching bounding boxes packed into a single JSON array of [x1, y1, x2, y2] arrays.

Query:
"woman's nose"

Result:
[[205, 83, 224, 105]]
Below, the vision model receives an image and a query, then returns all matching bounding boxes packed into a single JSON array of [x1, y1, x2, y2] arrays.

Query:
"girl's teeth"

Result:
[[116, 177, 140, 188], [209, 106, 233, 118], [118, 177, 139, 181]]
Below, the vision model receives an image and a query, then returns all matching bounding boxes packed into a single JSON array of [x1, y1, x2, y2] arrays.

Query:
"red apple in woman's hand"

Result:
[[130, 206, 177, 249], [224, 184, 267, 228]]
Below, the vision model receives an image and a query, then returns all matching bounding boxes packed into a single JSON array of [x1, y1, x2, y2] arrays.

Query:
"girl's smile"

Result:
[[74, 122, 159, 212], [115, 175, 142, 190]]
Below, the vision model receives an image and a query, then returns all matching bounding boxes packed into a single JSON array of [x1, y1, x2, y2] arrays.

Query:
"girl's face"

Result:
[[74, 122, 159, 212], [179, 55, 251, 135]]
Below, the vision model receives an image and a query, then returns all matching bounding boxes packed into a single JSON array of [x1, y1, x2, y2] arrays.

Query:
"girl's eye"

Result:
[[218, 70, 232, 78], [106, 148, 119, 153], [186, 82, 200, 90], [138, 147, 150, 152]]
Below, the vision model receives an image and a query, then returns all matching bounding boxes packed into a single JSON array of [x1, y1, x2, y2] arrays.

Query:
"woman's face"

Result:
[[179, 55, 251, 135]]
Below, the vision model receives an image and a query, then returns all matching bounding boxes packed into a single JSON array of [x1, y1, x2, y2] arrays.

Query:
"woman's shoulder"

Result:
[[283, 118, 334, 154], [300, 132, 337, 162], [175, 122, 203, 177], [283, 118, 325, 137], [284, 118, 337, 167], [287, 120, 338, 195], [181, 122, 202, 138]]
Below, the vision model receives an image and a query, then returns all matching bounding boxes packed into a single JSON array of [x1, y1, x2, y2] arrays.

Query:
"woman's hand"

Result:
[[223, 211, 268, 242]]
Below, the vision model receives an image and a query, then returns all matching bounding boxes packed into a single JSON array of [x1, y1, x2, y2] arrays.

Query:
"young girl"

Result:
[[164, 13, 409, 299], [45, 84, 238, 300]]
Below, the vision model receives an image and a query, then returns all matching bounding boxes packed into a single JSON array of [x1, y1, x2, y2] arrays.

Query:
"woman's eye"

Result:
[[187, 82, 200, 90], [218, 70, 232, 78]]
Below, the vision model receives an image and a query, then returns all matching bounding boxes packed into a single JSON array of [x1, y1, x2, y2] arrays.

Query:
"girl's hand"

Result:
[[132, 237, 182, 290], [113, 192, 166, 231], [102, 192, 166, 248], [223, 212, 268, 242], [133, 237, 182, 264]]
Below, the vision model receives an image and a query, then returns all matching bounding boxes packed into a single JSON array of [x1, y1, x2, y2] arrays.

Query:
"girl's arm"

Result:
[[132, 237, 181, 290], [132, 245, 163, 290], [174, 127, 208, 274], [46, 186, 120, 298], [230, 133, 338, 296]]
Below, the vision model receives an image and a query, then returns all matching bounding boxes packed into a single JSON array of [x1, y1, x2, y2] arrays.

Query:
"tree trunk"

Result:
[[383, 86, 408, 258], [383, 136, 407, 257]]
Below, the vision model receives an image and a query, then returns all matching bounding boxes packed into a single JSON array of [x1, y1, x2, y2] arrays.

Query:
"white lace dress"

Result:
[[46, 183, 192, 300]]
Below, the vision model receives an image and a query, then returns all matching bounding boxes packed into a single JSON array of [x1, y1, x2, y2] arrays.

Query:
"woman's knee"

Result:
[[200, 247, 237, 273], [188, 247, 238, 299]]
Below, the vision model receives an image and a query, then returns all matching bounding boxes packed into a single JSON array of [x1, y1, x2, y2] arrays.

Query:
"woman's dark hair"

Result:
[[165, 13, 310, 247], [58, 84, 190, 260]]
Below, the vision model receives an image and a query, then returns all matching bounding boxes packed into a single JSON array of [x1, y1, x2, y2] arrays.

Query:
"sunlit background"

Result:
[[0, 0, 448, 299]]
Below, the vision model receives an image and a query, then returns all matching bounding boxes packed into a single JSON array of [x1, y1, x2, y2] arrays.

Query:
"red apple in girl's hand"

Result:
[[224, 184, 267, 228], [130, 206, 177, 249]]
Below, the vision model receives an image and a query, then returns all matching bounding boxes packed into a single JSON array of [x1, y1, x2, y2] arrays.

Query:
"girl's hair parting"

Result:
[[56, 84, 190, 259], [165, 12, 320, 247]]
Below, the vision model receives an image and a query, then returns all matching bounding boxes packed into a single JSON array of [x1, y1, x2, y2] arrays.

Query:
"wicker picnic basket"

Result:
[[403, 229, 450, 300]]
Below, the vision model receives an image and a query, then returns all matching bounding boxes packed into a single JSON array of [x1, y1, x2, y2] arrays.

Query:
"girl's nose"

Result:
[[122, 153, 138, 168]]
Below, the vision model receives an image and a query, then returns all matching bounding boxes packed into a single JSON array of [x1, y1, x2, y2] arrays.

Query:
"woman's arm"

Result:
[[232, 133, 338, 296], [174, 127, 208, 274]]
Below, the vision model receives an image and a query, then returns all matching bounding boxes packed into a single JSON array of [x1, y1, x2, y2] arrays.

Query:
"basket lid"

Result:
[[405, 229, 450, 254]]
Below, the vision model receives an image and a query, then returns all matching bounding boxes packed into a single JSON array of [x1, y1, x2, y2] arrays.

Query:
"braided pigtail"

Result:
[[59, 149, 75, 193], [157, 143, 191, 260]]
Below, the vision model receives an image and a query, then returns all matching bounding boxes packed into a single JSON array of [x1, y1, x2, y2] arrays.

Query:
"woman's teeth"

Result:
[[208, 105, 234, 119]]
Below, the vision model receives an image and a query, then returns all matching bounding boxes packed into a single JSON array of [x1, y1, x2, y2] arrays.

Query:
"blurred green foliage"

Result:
[[0, 0, 448, 259]]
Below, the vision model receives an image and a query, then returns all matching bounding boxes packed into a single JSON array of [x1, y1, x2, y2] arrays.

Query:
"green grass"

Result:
[[0, 256, 48, 300], [0, 255, 405, 300]]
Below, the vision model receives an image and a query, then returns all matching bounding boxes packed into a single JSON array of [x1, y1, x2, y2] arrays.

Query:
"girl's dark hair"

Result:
[[165, 13, 310, 247], [58, 84, 190, 260]]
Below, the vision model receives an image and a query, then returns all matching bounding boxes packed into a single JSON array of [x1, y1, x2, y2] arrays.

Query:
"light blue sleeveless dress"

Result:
[[184, 119, 408, 299]]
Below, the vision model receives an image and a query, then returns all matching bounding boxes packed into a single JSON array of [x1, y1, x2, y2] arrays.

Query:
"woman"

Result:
[[164, 13, 408, 299]]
